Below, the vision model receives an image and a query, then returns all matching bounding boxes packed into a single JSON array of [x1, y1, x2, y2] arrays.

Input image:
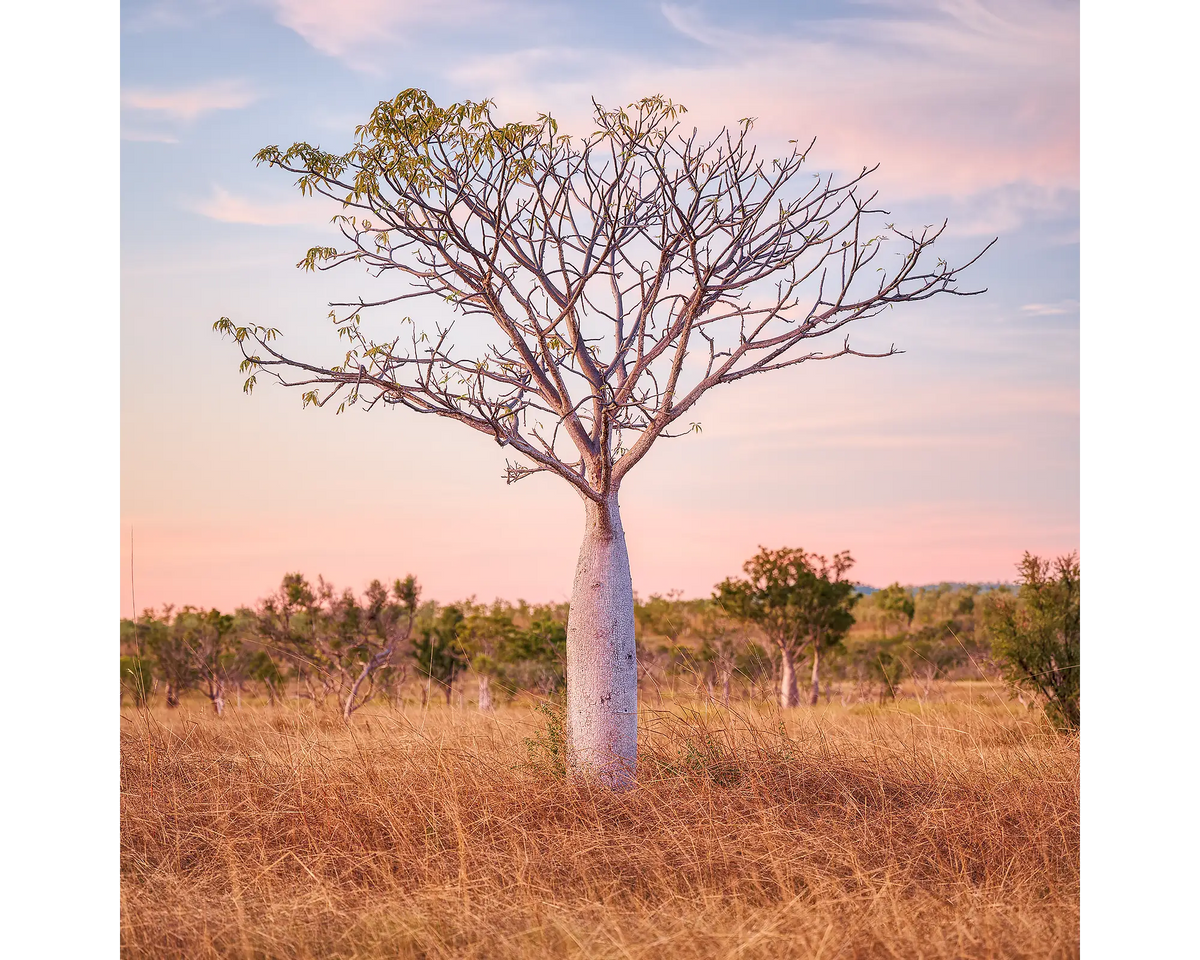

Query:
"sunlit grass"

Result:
[[121, 687, 1077, 959]]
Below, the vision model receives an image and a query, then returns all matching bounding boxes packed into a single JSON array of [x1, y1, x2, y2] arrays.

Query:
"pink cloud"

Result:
[[450, 1, 1077, 203], [122, 78, 260, 121], [187, 184, 340, 226], [263, 0, 500, 69]]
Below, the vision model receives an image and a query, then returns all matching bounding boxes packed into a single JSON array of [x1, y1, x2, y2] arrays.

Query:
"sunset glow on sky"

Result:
[[120, 0, 1079, 617]]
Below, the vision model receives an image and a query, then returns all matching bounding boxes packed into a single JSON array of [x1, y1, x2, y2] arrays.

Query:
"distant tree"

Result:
[[253, 573, 419, 719], [635, 591, 693, 703], [140, 606, 195, 707], [692, 600, 741, 707], [635, 591, 688, 645], [875, 582, 915, 638], [243, 649, 285, 705], [800, 553, 860, 705], [340, 576, 420, 720], [496, 608, 568, 698], [985, 552, 1080, 730], [717, 546, 858, 708], [844, 637, 907, 701], [120, 654, 153, 708], [216, 90, 989, 786], [170, 607, 238, 716], [457, 602, 521, 710], [412, 605, 467, 705]]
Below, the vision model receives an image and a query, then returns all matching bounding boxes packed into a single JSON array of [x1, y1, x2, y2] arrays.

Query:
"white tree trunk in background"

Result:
[[566, 491, 638, 790], [477, 675, 493, 711], [779, 645, 800, 708], [809, 644, 822, 706]]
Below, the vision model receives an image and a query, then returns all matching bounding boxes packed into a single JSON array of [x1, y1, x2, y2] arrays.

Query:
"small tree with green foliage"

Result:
[[253, 573, 420, 718], [985, 552, 1080, 730], [140, 606, 196, 707], [412, 605, 467, 705], [692, 600, 741, 706], [120, 655, 153, 708], [875, 582, 915, 638], [172, 607, 239, 716], [501, 610, 568, 698], [457, 602, 521, 709], [244, 649, 285, 705], [717, 546, 858, 708]]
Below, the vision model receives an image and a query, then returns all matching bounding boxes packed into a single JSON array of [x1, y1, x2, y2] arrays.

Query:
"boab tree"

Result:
[[215, 90, 989, 788]]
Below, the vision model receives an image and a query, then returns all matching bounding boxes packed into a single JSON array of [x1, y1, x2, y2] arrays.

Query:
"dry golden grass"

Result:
[[121, 689, 1078, 959]]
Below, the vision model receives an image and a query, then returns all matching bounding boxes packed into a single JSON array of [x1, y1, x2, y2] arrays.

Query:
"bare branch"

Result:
[[221, 90, 990, 501]]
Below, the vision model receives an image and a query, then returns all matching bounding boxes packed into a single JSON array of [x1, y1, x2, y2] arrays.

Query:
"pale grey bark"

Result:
[[809, 644, 822, 707], [779, 645, 800, 708], [478, 674, 493, 712], [566, 491, 638, 791]]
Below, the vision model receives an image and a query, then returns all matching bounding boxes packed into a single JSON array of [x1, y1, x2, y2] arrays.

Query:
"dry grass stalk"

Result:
[[121, 692, 1078, 959]]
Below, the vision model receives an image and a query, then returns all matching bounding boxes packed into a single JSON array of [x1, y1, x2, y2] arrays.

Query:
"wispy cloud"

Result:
[[123, 0, 233, 33], [121, 127, 180, 144], [447, 0, 1077, 210], [122, 78, 260, 121], [262, 0, 500, 70], [1021, 301, 1079, 317], [187, 185, 334, 226]]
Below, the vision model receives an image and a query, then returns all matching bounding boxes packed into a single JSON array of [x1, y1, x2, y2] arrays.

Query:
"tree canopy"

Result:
[[216, 90, 989, 501], [716, 546, 859, 706]]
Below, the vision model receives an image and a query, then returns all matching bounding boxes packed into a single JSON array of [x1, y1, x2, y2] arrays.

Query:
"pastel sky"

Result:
[[120, 0, 1079, 617]]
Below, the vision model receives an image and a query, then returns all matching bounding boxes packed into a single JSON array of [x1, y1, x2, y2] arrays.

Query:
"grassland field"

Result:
[[121, 682, 1079, 959]]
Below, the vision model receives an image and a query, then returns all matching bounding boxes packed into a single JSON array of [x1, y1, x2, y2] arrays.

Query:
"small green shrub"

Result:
[[523, 701, 567, 779]]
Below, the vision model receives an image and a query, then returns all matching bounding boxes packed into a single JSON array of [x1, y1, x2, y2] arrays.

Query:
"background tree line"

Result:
[[121, 550, 1079, 729]]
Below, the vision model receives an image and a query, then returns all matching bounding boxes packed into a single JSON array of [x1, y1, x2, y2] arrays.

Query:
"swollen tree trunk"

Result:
[[566, 491, 638, 790], [809, 644, 821, 706], [779, 644, 800, 708], [165, 683, 179, 709], [722, 668, 731, 708], [478, 675, 493, 712]]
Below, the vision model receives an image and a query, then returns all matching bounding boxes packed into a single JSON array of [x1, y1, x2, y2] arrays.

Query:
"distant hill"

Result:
[[854, 582, 1016, 596]]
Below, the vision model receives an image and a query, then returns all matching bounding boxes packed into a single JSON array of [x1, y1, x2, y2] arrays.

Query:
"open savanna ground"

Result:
[[121, 687, 1078, 959]]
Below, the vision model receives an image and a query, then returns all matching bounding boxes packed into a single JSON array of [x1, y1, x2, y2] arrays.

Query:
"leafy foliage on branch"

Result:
[[985, 553, 1080, 730], [716, 547, 859, 657]]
